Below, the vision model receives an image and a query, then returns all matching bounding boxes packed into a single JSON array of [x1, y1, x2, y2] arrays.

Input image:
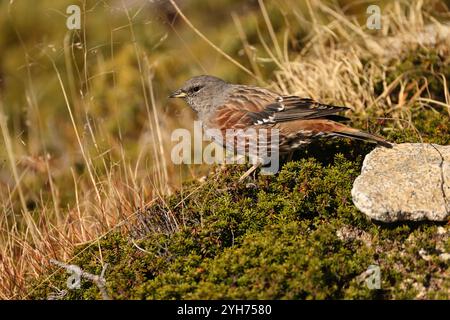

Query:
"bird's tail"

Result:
[[332, 126, 392, 148]]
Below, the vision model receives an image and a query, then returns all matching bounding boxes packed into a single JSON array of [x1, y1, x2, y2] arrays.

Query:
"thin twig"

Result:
[[50, 259, 111, 300]]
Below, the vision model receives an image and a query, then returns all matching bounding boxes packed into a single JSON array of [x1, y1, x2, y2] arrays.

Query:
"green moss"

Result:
[[28, 147, 449, 300]]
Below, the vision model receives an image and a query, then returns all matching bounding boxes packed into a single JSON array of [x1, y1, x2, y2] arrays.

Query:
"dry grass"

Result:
[[0, 0, 449, 299], [271, 0, 450, 126], [0, 0, 178, 299]]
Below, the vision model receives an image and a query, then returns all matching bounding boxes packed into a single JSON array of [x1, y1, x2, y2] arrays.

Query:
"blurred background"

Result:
[[0, 0, 449, 298]]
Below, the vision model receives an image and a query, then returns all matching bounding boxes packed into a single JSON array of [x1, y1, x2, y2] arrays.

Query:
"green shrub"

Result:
[[29, 149, 449, 300]]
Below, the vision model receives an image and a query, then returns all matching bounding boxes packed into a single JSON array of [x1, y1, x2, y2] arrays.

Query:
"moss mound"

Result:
[[30, 142, 449, 299]]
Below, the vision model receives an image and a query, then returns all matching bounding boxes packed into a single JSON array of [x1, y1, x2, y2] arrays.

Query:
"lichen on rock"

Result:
[[352, 143, 450, 222]]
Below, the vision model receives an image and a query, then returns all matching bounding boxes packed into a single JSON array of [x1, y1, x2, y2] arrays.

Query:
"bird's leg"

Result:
[[238, 162, 262, 182]]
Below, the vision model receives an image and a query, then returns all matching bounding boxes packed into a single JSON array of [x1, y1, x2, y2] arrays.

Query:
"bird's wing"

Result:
[[210, 92, 349, 130], [209, 86, 278, 130], [207, 89, 391, 150], [247, 96, 350, 124]]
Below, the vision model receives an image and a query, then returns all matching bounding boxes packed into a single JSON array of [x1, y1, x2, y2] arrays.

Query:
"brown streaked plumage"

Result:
[[169, 75, 392, 166]]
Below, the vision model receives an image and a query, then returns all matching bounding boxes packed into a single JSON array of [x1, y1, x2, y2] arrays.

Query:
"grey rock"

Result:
[[352, 143, 450, 222]]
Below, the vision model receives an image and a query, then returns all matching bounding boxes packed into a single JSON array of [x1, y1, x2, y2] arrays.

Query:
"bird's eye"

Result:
[[191, 86, 202, 93]]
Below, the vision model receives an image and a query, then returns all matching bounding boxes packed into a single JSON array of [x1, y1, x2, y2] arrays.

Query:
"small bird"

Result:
[[170, 75, 391, 180]]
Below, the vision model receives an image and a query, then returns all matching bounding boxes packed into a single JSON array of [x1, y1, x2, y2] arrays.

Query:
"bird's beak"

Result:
[[169, 89, 187, 98]]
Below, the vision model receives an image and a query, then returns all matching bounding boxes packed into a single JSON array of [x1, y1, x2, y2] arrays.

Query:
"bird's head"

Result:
[[169, 75, 228, 114]]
